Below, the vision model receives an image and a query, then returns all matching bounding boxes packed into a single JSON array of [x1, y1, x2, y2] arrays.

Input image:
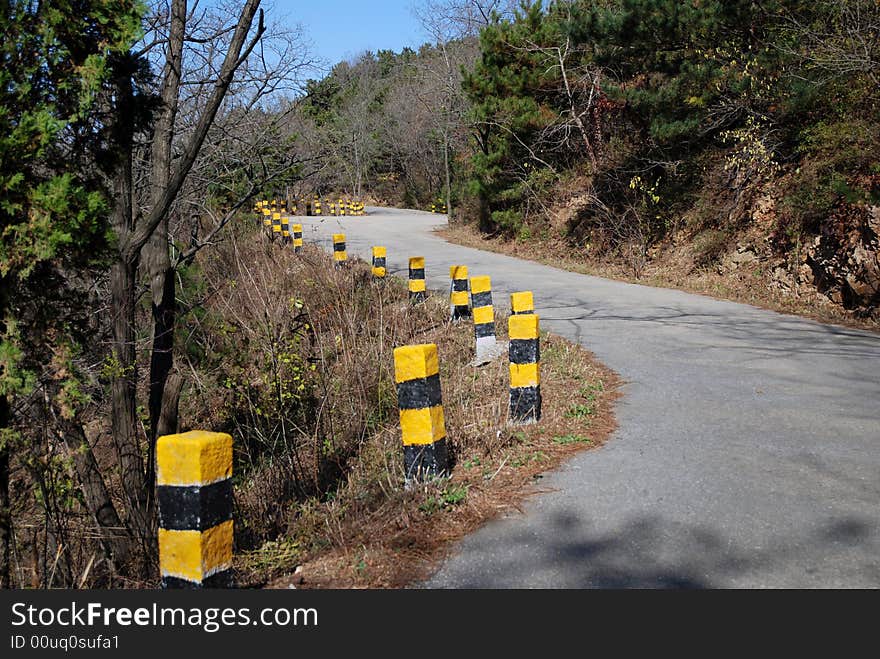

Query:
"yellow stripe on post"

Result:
[[473, 305, 495, 326], [509, 313, 539, 340], [158, 520, 233, 583], [394, 344, 439, 383], [398, 406, 446, 446], [510, 291, 535, 315], [510, 362, 540, 389], [470, 276, 491, 294], [156, 431, 232, 487]]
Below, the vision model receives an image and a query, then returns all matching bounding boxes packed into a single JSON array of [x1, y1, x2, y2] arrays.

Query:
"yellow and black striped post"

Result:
[[449, 265, 470, 321], [510, 291, 534, 315], [271, 212, 282, 240], [157, 430, 234, 588], [338, 198, 345, 216], [262, 208, 272, 229], [408, 256, 426, 304], [313, 197, 322, 215], [292, 223, 303, 253], [372, 246, 387, 279], [333, 233, 347, 267], [470, 275, 496, 364], [394, 344, 448, 483], [508, 314, 541, 424], [281, 216, 291, 244]]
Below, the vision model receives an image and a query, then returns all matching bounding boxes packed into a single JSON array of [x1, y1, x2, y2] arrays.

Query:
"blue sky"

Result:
[[273, 0, 430, 72]]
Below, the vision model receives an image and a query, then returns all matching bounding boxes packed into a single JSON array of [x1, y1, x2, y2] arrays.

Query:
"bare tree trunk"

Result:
[[443, 131, 452, 219], [143, 0, 186, 504], [108, 59, 150, 550], [156, 374, 183, 440], [0, 278, 11, 587], [0, 392, 10, 589], [60, 422, 130, 569], [476, 125, 493, 233], [109, 258, 150, 537]]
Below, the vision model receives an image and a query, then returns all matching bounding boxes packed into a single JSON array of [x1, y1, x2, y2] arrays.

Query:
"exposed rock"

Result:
[[771, 265, 793, 294], [730, 249, 758, 265], [805, 204, 880, 315]]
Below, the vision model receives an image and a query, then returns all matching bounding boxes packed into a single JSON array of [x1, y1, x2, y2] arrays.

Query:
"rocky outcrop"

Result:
[[805, 205, 880, 315]]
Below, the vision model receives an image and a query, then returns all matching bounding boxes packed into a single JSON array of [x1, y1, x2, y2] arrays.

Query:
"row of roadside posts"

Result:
[[255, 197, 366, 219], [157, 210, 542, 589]]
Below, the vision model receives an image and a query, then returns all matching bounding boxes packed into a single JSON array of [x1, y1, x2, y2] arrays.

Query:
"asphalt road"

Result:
[[299, 207, 880, 588]]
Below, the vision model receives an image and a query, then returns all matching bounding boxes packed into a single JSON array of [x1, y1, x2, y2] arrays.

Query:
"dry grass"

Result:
[[193, 220, 620, 589], [260, 324, 619, 589], [439, 224, 880, 333]]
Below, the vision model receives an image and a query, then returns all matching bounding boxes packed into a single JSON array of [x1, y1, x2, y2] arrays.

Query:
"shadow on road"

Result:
[[431, 510, 879, 588]]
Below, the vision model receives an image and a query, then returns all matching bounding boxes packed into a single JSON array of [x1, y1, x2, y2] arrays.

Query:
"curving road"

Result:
[[299, 207, 880, 588]]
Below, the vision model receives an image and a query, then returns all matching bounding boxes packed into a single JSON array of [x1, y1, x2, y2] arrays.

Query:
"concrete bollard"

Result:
[[292, 223, 303, 253], [338, 198, 345, 216], [372, 246, 387, 279], [510, 291, 534, 315], [508, 314, 541, 425], [470, 275, 496, 364], [157, 430, 234, 588], [408, 257, 427, 304], [393, 343, 448, 483], [508, 314, 541, 424], [449, 265, 471, 321], [262, 208, 271, 229], [281, 216, 291, 244], [333, 233, 347, 267], [271, 212, 282, 239]]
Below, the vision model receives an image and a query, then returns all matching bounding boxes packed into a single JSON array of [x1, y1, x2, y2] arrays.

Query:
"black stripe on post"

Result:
[[474, 322, 496, 339], [452, 305, 470, 320], [409, 267, 425, 280], [509, 386, 542, 423], [373, 257, 386, 268], [452, 279, 469, 292], [157, 480, 234, 531], [396, 373, 443, 410], [403, 439, 448, 483], [471, 291, 492, 308], [161, 570, 234, 590], [509, 339, 540, 365], [334, 242, 346, 252]]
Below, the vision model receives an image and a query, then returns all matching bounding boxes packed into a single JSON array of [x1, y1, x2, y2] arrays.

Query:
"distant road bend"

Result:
[[301, 206, 880, 588]]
